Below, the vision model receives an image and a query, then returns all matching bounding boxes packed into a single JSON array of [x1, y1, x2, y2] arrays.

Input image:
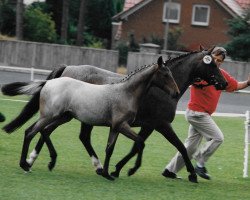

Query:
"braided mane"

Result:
[[112, 63, 156, 84]]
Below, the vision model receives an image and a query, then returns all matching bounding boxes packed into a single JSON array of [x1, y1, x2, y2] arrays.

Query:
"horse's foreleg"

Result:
[[127, 127, 153, 176], [111, 126, 153, 177], [102, 128, 119, 181], [79, 123, 103, 175], [156, 123, 198, 183]]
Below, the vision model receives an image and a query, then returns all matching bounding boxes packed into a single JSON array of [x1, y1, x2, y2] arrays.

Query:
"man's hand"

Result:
[[247, 74, 250, 86]]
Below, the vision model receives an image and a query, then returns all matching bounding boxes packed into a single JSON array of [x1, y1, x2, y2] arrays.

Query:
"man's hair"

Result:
[[212, 47, 227, 60]]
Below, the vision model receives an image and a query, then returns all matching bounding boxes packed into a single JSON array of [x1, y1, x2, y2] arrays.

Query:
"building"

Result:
[[112, 0, 250, 51]]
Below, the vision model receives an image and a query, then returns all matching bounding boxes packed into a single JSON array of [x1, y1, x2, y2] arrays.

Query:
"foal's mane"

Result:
[[112, 63, 156, 84]]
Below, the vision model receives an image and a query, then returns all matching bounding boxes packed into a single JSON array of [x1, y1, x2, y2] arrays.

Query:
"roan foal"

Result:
[[2, 56, 179, 180]]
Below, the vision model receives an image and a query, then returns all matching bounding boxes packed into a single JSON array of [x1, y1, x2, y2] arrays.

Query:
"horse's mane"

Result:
[[165, 51, 198, 67], [111, 51, 199, 84], [112, 63, 155, 84]]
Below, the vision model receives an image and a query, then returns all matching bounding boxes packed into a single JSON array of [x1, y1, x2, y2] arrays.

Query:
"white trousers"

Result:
[[166, 108, 224, 173]]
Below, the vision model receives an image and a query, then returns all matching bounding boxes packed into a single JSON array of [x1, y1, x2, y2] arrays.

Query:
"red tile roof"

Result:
[[124, 0, 143, 11], [236, 0, 250, 9]]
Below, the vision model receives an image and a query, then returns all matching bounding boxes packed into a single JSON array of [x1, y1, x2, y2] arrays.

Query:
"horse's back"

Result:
[[61, 65, 124, 84]]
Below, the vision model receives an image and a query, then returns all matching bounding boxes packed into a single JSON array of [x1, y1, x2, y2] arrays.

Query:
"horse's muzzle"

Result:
[[171, 91, 180, 99]]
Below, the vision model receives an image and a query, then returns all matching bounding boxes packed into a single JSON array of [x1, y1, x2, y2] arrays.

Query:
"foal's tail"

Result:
[[1, 81, 46, 96], [1, 65, 66, 134]]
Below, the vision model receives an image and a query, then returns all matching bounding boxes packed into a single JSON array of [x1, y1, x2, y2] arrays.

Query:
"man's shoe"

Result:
[[195, 166, 211, 180], [0, 113, 5, 122], [162, 169, 182, 179]]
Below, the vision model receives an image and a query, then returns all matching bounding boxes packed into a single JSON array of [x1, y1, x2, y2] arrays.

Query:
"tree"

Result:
[[23, 7, 57, 43], [0, 0, 16, 36], [86, 0, 115, 48], [76, 0, 87, 46], [46, 0, 63, 36], [225, 10, 250, 61], [61, 0, 69, 43], [16, 0, 24, 40]]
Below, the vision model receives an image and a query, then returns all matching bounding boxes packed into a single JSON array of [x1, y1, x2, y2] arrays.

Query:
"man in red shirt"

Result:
[[163, 47, 250, 180]]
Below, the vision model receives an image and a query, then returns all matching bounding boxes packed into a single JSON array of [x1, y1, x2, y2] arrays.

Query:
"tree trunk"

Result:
[[76, 0, 87, 46], [16, 0, 24, 40], [61, 0, 69, 43]]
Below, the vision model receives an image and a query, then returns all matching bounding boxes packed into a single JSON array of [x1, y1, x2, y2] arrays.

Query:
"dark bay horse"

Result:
[[2, 57, 179, 180], [2, 47, 228, 182]]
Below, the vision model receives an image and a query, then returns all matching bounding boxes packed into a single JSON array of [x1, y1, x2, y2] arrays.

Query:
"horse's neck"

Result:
[[170, 57, 195, 97]]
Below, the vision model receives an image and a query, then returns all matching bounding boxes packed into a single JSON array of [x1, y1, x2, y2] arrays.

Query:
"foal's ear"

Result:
[[157, 56, 163, 68], [207, 46, 216, 54], [199, 44, 205, 51]]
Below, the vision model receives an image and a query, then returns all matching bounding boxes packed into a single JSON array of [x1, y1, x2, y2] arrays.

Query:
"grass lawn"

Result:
[[0, 95, 249, 200]]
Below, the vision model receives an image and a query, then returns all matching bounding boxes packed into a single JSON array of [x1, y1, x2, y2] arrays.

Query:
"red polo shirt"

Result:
[[188, 69, 238, 115]]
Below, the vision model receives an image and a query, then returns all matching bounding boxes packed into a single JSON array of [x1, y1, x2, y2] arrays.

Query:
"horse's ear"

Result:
[[157, 56, 163, 68], [199, 44, 205, 51], [207, 46, 216, 54]]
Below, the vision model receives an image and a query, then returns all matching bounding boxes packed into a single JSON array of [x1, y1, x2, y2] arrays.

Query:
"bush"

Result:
[[225, 9, 250, 61], [167, 27, 184, 50], [116, 41, 129, 66], [0, 0, 15, 36], [23, 7, 57, 43]]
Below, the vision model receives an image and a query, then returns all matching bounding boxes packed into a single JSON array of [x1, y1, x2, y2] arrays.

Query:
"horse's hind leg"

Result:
[[156, 123, 198, 183], [111, 126, 153, 178], [20, 118, 52, 172], [27, 113, 73, 170], [79, 123, 103, 175], [102, 128, 119, 181]]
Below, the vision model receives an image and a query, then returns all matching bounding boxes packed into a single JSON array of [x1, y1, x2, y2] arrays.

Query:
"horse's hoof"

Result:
[[20, 161, 31, 172], [96, 168, 103, 175], [110, 171, 119, 178], [188, 173, 198, 183], [48, 162, 55, 171], [128, 168, 137, 176], [102, 173, 115, 181]]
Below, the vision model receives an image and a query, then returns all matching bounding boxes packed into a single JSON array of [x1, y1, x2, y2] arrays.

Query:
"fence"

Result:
[[244, 110, 250, 178], [0, 40, 119, 72]]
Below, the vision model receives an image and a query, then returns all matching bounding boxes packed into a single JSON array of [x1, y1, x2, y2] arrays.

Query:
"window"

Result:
[[162, 1, 181, 24], [192, 5, 210, 26]]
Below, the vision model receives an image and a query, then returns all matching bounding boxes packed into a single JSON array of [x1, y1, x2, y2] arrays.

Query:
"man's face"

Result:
[[212, 54, 224, 67]]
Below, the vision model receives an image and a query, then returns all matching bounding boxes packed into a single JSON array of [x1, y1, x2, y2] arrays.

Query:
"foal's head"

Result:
[[151, 56, 180, 98], [193, 46, 228, 90]]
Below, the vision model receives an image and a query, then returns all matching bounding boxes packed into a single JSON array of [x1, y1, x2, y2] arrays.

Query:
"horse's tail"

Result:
[[2, 65, 66, 134], [1, 81, 46, 96]]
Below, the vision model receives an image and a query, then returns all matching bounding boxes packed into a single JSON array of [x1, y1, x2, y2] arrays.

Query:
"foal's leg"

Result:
[[20, 118, 53, 172], [26, 113, 73, 170], [79, 123, 103, 175], [155, 123, 198, 183], [111, 126, 153, 178], [102, 128, 119, 181]]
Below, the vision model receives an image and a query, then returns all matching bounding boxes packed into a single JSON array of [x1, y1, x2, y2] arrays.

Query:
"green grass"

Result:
[[0, 95, 249, 200]]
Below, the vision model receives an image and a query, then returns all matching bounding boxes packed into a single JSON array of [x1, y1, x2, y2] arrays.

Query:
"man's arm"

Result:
[[237, 74, 250, 90]]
